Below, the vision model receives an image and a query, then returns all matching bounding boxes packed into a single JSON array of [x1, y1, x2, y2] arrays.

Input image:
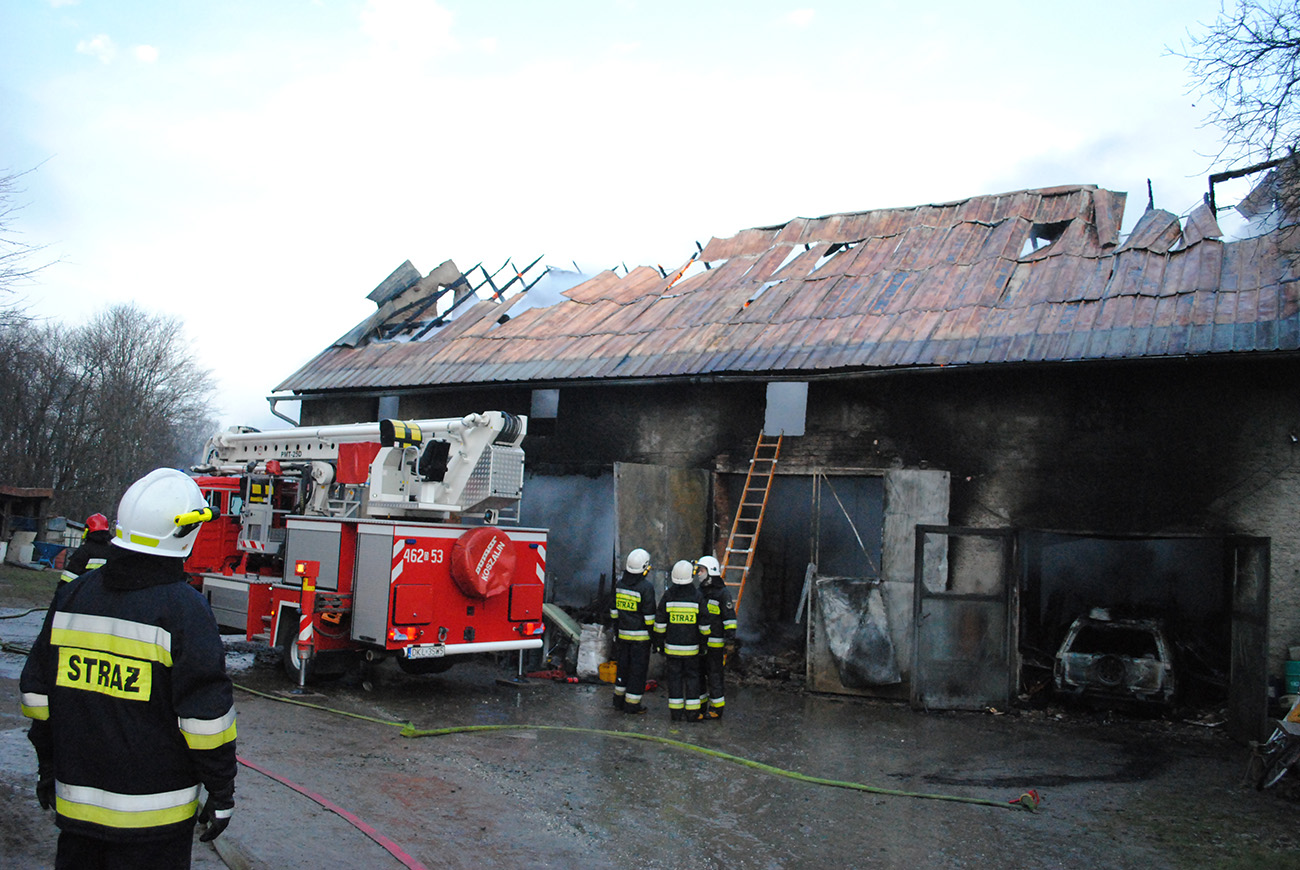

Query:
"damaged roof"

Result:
[[275, 183, 1300, 395]]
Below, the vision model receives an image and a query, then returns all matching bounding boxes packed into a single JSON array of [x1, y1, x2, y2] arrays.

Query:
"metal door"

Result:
[[911, 525, 1016, 711], [1226, 536, 1270, 744], [613, 462, 709, 586]]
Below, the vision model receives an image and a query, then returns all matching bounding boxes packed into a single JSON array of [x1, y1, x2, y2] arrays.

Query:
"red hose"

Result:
[[236, 755, 430, 870]]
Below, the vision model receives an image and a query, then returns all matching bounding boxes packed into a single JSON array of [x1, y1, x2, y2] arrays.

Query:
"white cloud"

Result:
[[76, 34, 116, 63], [477, 36, 498, 54], [786, 9, 815, 27], [134, 44, 159, 63]]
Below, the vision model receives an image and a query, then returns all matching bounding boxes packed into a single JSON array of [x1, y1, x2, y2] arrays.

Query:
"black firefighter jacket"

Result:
[[609, 569, 657, 643], [60, 530, 115, 583], [20, 550, 237, 842]]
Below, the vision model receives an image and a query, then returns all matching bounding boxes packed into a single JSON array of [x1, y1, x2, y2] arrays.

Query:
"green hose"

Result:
[[234, 683, 1038, 813]]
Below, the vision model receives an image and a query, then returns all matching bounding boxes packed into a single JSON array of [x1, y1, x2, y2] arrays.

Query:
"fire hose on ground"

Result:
[[229, 680, 1041, 870], [232, 683, 1041, 813]]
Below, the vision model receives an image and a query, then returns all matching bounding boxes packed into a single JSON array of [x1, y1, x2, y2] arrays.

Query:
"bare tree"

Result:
[[0, 168, 46, 294], [56, 304, 217, 518], [1176, 1, 1300, 224], [0, 304, 217, 520]]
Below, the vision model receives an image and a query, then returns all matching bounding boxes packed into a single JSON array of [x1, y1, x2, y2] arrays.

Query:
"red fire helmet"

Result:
[[85, 513, 109, 533]]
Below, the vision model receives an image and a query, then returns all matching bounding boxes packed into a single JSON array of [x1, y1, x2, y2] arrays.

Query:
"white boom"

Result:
[[196, 411, 527, 520]]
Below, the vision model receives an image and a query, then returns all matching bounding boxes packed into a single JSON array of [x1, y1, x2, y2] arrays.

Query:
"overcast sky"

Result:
[[1, 0, 1244, 431]]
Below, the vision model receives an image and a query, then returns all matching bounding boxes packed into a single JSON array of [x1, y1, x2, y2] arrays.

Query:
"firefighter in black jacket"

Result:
[[20, 468, 236, 869], [59, 513, 114, 583], [609, 547, 656, 714], [695, 555, 737, 719], [655, 560, 710, 721]]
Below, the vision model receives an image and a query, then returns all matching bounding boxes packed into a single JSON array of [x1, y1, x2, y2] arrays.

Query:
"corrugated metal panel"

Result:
[[276, 185, 1299, 394]]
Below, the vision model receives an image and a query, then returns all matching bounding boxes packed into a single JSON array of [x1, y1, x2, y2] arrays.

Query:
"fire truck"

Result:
[[187, 411, 547, 684]]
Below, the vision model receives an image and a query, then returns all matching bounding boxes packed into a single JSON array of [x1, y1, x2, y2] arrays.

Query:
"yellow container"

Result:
[[598, 661, 617, 683]]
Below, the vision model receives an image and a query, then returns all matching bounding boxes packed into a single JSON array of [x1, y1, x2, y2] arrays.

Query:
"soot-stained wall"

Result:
[[296, 353, 1300, 672]]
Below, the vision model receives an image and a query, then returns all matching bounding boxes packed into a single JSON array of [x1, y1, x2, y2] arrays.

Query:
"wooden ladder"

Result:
[[721, 431, 782, 612]]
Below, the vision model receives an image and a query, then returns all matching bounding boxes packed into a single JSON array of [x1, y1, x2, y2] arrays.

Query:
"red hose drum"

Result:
[[450, 527, 517, 599]]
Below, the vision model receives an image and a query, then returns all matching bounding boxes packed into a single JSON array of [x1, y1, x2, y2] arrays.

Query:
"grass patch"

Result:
[[0, 562, 59, 610]]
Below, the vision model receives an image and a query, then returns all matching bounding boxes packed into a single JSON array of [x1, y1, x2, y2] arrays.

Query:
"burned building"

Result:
[[270, 179, 1300, 740]]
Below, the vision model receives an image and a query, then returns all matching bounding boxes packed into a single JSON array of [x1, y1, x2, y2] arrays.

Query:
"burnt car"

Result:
[[1053, 610, 1176, 707]]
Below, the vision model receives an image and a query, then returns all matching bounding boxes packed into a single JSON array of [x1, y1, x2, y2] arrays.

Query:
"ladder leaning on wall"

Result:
[[720, 431, 782, 613]]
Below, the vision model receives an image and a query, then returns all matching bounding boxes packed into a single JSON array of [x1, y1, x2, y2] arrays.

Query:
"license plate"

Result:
[[406, 644, 445, 660]]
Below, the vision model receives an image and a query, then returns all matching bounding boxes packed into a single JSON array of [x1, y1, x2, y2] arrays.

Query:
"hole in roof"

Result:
[[743, 279, 784, 310], [776, 246, 803, 273], [813, 241, 858, 273], [1020, 220, 1071, 257], [678, 258, 709, 284]]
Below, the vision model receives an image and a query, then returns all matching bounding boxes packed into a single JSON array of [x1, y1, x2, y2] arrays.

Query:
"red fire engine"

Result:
[[187, 412, 546, 684]]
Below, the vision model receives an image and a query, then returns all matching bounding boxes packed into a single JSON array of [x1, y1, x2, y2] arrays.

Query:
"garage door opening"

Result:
[[1019, 531, 1233, 711]]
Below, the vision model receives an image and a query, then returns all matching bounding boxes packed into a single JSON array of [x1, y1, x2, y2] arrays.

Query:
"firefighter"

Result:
[[655, 560, 710, 722], [20, 468, 237, 869], [59, 513, 114, 583], [695, 555, 737, 719], [609, 547, 656, 714]]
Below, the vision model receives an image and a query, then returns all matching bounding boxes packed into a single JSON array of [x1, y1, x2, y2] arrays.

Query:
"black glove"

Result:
[[197, 786, 234, 842], [35, 765, 54, 811]]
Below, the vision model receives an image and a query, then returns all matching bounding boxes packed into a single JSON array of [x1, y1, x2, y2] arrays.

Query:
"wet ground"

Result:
[[3, 585, 1300, 869]]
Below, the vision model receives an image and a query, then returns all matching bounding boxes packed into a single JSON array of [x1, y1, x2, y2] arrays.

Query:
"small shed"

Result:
[[0, 484, 54, 562]]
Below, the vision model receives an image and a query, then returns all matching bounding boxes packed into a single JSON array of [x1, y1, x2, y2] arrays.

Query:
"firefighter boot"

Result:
[[613, 692, 625, 711], [624, 702, 646, 715]]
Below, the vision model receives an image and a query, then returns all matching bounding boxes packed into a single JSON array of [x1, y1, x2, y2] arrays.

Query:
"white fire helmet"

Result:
[[671, 560, 694, 585], [625, 548, 651, 574], [696, 555, 722, 578], [113, 468, 214, 558]]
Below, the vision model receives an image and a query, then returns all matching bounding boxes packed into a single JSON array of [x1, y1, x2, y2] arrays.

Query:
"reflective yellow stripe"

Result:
[[60, 570, 77, 583], [117, 528, 163, 549], [21, 692, 49, 720], [179, 708, 238, 750], [50, 612, 173, 667], [56, 782, 200, 829]]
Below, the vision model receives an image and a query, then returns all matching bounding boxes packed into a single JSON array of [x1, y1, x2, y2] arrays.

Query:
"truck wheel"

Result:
[[277, 620, 346, 683], [282, 639, 308, 682]]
